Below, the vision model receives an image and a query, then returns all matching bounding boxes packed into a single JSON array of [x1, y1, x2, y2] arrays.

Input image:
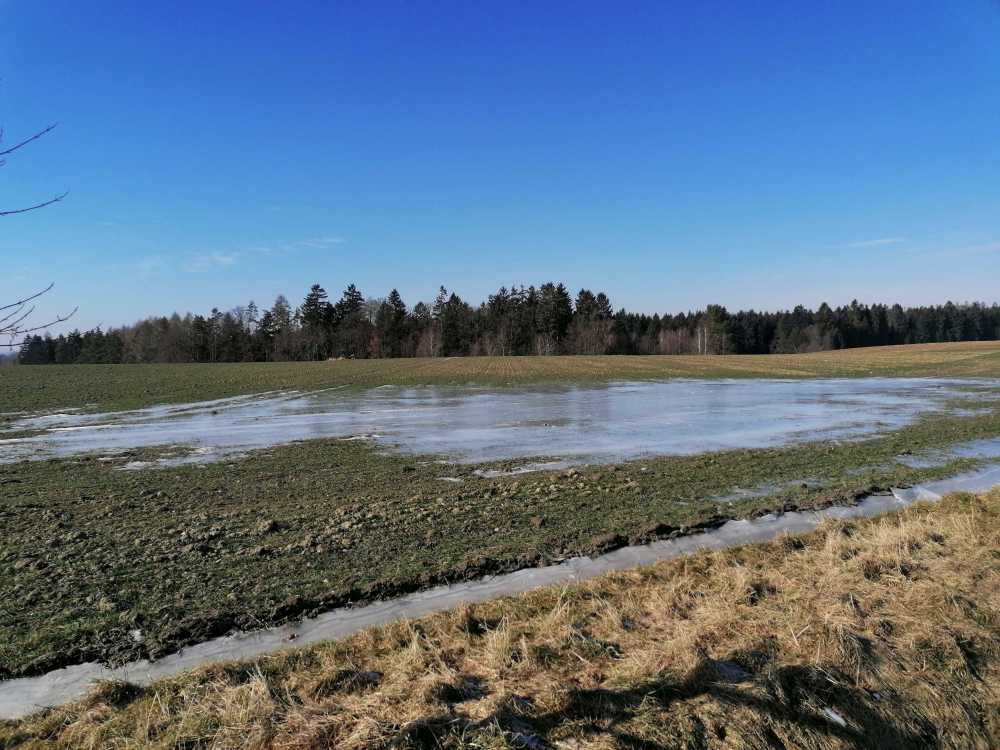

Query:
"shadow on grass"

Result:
[[388, 656, 938, 750]]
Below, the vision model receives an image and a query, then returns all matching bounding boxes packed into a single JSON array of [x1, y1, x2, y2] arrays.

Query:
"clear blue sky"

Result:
[[2, 1, 999, 332]]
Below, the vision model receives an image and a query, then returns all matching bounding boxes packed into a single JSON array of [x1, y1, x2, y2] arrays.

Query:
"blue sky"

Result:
[[1, 1, 999, 332]]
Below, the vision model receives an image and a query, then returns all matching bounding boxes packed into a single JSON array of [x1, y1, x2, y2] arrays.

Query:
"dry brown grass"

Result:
[[4, 488, 999, 749]]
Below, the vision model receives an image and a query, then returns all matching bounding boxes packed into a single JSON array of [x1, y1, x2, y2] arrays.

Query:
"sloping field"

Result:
[[2, 402, 999, 681], [3, 341, 1000, 414], [3, 489, 997, 749]]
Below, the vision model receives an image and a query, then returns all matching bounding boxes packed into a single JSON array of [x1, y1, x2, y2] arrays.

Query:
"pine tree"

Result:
[[432, 286, 448, 320], [299, 284, 332, 359], [301, 284, 330, 330], [245, 301, 259, 333], [376, 289, 408, 357], [335, 284, 364, 320], [536, 282, 573, 353], [440, 293, 473, 355], [574, 289, 598, 320], [332, 284, 369, 358], [595, 292, 613, 320]]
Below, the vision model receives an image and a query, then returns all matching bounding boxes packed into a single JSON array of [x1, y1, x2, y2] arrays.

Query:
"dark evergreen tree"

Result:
[[536, 282, 573, 354], [300, 284, 331, 359], [301, 285, 330, 330], [333, 284, 369, 358], [15, 282, 1000, 364], [439, 293, 473, 356], [376, 289, 408, 357]]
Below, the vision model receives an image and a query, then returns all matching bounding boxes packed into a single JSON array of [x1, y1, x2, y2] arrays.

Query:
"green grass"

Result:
[[2, 395, 1000, 679], [3, 341, 1000, 414]]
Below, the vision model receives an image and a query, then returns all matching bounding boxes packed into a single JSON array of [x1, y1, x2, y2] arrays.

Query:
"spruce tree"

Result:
[[432, 286, 448, 319]]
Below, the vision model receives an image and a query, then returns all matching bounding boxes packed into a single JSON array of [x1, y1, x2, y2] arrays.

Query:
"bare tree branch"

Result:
[[0, 283, 55, 312], [0, 305, 36, 330], [0, 123, 58, 161], [0, 307, 29, 327], [25, 308, 78, 332], [0, 284, 77, 347], [0, 309, 78, 347], [1, 122, 75, 352], [0, 191, 68, 216], [1, 123, 67, 216]]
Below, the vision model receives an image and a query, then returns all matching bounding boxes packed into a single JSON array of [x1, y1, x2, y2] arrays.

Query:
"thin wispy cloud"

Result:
[[179, 234, 345, 272], [123, 234, 346, 276], [248, 235, 346, 257], [298, 235, 345, 249], [917, 241, 1000, 261], [835, 237, 906, 249], [134, 256, 168, 279], [246, 245, 279, 257], [184, 252, 241, 273]]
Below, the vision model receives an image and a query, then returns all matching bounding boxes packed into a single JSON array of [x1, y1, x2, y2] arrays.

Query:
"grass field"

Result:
[[2, 341, 1000, 414], [2, 342, 1000, 724], [4, 488, 997, 749], [2, 393, 999, 680]]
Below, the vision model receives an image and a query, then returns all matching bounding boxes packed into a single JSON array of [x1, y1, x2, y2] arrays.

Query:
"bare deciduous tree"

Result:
[[2, 123, 74, 347], [1, 123, 67, 216], [1, 283, 77, 346]]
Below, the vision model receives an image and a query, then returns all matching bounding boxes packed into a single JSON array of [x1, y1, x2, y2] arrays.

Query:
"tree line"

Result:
[[15, 282, 1000, 364]]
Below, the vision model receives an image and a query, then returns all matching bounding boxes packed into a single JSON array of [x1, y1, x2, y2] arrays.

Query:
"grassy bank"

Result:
[[4, 488, 997, 749], [2, 341, 1000, 414], [2, 400, 1000, 679]]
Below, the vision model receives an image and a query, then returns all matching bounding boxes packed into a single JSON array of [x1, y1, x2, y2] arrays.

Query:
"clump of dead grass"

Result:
[[3, 488, 999, 749]]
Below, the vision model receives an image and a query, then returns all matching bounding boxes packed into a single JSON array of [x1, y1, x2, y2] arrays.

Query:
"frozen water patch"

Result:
[[710, 478, 824, 504], [895, 453, 946, 469], [895, 437, 1000, 469], [891, 464, 1000, 503], [2, 463, 998, 720], [474, 461, 576, 478], [950, 437, 1000, 459], [2, 378, 998, 467], [118, 447, 250, 471], [950, 408, 995, 417], [711, 437, 1000, 505]]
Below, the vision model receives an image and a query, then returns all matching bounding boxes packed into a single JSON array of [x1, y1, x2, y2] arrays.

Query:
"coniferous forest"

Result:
[[14, 282, 1000, 364]]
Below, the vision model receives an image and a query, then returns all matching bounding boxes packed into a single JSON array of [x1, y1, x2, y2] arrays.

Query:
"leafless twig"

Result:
[[1, 124, 66, 216], [0, 123, 58, 161], [2, 122, 75, 349], [0, 282, 56, 312], [0, 284, 77, 347], [0, 191, 68, 216]]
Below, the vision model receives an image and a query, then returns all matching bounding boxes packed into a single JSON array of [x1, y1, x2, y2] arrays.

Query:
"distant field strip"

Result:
[[2, 341, 1000, 413]]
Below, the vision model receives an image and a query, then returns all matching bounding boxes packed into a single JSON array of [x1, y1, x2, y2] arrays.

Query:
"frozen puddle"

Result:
[[891, 463, 1000, 502], [896, 436, 1000, 469], [1, 465, 998, 720], [1, 378, 998, 466]]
